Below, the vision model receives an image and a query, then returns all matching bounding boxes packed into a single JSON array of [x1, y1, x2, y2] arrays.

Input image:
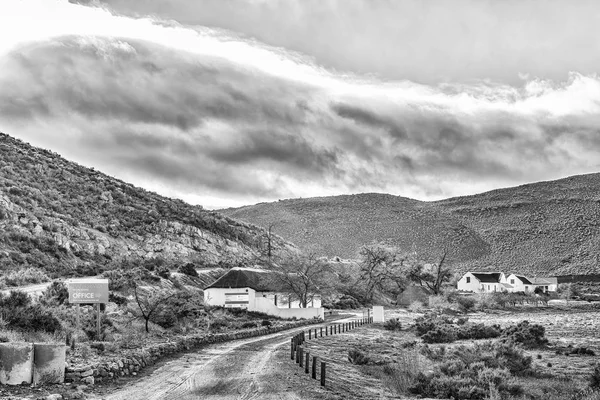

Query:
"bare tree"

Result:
[[357, 242, 408, 303], [132, 284, 176, 333], [266, 250, 334, 308], [405, 249, 451, 295]]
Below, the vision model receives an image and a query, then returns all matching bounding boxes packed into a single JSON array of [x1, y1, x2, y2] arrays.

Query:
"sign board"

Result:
[[225, 292, 249, 308], [67, 278, 109, 304]]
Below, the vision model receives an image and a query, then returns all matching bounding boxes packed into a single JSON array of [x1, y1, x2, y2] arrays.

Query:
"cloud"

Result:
[[1, 0, 600, 208]]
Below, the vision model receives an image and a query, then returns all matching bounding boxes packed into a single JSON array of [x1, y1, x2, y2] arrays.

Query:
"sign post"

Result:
[[67, 278, 109, 340]]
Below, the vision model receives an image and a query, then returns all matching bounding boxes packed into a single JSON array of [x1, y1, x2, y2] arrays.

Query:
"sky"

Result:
[[1, 0, 600, 208]]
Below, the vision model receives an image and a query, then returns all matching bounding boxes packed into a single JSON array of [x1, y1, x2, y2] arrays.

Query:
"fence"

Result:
[[288, 316, 373, 388]]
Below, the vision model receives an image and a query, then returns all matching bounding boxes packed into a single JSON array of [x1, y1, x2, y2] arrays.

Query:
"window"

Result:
[[525, 286, 529, 291], [510, 279, 514, 284], [466, 277, 471, 283]]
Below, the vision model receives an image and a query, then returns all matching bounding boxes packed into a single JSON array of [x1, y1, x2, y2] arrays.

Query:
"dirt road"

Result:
[[101, 324, 344, 400]]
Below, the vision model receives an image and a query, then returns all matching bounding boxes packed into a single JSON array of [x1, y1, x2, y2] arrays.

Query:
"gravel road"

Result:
[[100, 322, 350, 400]]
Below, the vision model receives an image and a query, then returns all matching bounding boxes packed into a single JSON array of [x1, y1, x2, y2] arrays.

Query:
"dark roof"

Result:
[[471, 272, 502, 283], [515, 275, 533, 285], [205, 268, 283, 292]]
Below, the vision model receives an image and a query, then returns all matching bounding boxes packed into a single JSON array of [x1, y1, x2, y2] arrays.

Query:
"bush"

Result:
[[411, 342, 530, 399], [501, 321, 548, 348], [261, 319, 272, 328], [177, 263, 199, 278], [325, 295, 362, 309], [591, 364, 600, 389], [348, 348, 371, 365], [455, 296, 477, 313], [422, 325, 457, 344], [408, 301, 425, 313], [40, 281, 69, 307], [415, 315, 500, 344], [0, 267, 50, 287], [383, 318, 402, 331], [0, 292, 62, 334]]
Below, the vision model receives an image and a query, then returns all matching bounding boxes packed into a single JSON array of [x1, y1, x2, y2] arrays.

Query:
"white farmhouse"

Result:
[[457, 272, 507, 293], [204, 267, 324, 320], [504, 274, 557, 293], [503, 274, 536, 293]]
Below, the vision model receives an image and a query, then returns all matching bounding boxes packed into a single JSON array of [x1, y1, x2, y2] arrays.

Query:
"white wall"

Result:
[[252, 297, 323, 319], [204, 287, 255, 308], [255, 292, 322, 309], [457, 272, 481, 293]]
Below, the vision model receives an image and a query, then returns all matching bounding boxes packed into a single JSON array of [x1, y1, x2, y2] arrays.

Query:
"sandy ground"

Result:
[[93, 316, 365, 400]]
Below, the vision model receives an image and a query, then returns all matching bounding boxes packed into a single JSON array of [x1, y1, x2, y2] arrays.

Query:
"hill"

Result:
[[0, 132, 291, 280], [222, 175, 600, 276]]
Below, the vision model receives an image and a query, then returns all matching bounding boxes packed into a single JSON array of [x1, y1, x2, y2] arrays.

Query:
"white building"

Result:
[[458, 271, 557, 293], [204, 267, 324, 320], [457, 272, 506, 293], [504, 274, 557, 293]]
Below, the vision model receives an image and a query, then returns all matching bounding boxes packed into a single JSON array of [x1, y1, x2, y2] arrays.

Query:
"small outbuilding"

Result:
[[204, 267, 324, 320]]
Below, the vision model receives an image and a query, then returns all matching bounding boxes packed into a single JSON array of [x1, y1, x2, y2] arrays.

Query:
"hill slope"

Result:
[[223, 175, 600, 276], [0, 132, 291, 278]]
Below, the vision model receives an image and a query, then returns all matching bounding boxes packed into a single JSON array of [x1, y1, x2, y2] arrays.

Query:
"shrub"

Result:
[[408, 301, 425, 313], [261, 319, 272, 328], [0, 267, 50, 287], [241, 321, 256, 329], [455, 296, 477, 313], [415, 315, 500, 344], [109, 292, 128, 306], [590, 364, 600, 389], [348, 348, 371, 365], [422, 325, 457, 344], [501, 321, 548, 348], [177, 263, 199, 278], [40, 281, 69, 307], [411, 342, 530, 399], [384, 318, 402, 331]]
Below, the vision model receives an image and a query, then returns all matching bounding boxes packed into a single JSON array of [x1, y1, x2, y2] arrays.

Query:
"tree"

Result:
[[357, 243, 408, 303], [405, 249, 451, 295], [132, 284, 176, 333], [266, 250, 335, 308]]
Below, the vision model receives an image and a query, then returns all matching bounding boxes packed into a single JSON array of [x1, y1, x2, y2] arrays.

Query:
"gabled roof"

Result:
[[530, 277, 557, 285], [205, 267, 279, 291], [515, 275, 533, 285], [471, 272, 503, 283]]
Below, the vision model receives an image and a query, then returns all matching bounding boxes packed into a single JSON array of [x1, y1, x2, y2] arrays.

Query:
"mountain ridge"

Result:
[[0, 132, 291, 279], [222, 173, 600, 276]]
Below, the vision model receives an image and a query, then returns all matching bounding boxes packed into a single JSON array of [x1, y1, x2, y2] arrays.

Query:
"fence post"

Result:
[[312, 356, 317, 379], [320, 362, 326, 387], [320, 327, 323, 337], [299, 347, 304, 367], [309, 329, 312, 340], [296, 345, 300, 363], [305, 352, 310, 373], [291, 338, 295, 360]]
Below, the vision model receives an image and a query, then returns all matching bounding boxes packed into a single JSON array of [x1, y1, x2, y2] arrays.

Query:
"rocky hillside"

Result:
[[223, 174, 600, 276], [0, 132, 291, 278]]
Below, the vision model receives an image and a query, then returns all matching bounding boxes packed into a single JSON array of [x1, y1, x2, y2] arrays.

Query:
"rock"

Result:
[[82, 376, 94, 385], [46, 394, 63, 400], [80, 369, 94, 377]]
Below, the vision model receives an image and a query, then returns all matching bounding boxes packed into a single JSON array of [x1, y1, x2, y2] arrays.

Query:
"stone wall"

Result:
[[65, 320, 316, 385]]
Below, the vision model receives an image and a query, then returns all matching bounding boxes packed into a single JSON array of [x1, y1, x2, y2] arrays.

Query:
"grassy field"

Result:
[[296, 306, 600, 400]]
